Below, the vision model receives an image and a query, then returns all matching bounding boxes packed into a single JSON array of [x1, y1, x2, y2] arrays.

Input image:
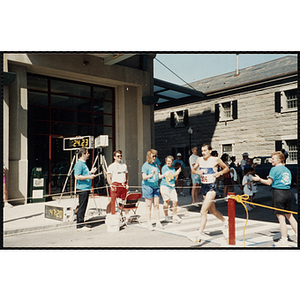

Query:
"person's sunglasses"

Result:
[[152, 155, 157, 158], [116, 155, 122, 158]]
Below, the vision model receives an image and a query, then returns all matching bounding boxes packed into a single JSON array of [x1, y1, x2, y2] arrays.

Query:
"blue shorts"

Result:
[[191, 174, 201, 184], [142, 184, 160, 199], [201, 183, 218, 196]]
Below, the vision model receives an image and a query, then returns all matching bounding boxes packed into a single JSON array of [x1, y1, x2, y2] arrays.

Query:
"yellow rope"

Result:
[[229, 194, 298, 247], [229, 195, 249, 247]]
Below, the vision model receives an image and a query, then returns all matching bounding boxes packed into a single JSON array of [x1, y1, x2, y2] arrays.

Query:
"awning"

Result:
[[154, 78, 205, 109]]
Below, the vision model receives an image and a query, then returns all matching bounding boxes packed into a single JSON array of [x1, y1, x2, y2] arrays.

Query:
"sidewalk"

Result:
[[3, 184, 298, 248]]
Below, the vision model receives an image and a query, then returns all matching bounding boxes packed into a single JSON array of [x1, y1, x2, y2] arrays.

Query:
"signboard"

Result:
[[33, 178, 44, 187], [45, 205, 73, 222], [63, 136, 94, 151]]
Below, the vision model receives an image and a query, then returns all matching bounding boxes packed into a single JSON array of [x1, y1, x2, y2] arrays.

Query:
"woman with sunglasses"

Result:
[[142, 149, 163, 230]]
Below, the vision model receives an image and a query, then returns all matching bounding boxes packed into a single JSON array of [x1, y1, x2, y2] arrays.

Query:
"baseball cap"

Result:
[[242, 152, 249, 156], [177, 153, 182, 156]]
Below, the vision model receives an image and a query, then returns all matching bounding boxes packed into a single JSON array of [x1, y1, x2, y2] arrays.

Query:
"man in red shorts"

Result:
[[106, 150, 128, 215]]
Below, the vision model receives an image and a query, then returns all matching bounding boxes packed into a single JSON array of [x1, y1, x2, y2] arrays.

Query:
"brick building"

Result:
[[154, 56, 298, 169]]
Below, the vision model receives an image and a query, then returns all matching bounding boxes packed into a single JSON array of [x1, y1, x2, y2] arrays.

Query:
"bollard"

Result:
[[227, 192, 235, 245]]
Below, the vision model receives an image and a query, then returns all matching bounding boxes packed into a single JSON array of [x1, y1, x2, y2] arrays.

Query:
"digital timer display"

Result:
[[63, 136, 94, 150], [45, 205, 64, 221]]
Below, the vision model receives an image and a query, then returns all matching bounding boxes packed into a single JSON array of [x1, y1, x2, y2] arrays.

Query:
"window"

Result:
[[276, 139, 298, 163], [215, 100, 237, 122], [285, 89, 297, 109], [275, 89, 297, 112], [286, 140, 297, 162], [170, 109, 189, 128], [222, 144, 232, 157]]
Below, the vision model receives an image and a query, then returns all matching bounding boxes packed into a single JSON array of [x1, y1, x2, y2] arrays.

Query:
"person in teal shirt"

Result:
[[253, 151, 297, 247], [74, 148, 96, 231], [160, 155, 182, 223], [142, 149, 162, 230]]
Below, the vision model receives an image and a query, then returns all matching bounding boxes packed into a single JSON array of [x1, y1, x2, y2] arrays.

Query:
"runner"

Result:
[[188, 143, 230, 243]]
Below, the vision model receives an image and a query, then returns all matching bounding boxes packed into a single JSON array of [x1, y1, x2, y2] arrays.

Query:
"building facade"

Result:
[[154, 56, 298, 168], [3, 53, 156, 204]]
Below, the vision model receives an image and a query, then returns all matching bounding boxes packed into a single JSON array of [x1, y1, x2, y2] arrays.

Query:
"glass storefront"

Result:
[[27, 74, 115, 198]]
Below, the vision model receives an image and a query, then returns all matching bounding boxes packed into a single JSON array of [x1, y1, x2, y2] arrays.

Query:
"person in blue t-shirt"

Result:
[[141, 149, 162, 230], [253, 151, 297, 247], [172, 153, 186, 197], [74, 148, 97, 231], [160, 155, 182, 223]]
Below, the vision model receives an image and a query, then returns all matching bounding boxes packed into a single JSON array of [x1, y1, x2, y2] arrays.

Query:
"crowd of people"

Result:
[[3, 144, 297, 246]]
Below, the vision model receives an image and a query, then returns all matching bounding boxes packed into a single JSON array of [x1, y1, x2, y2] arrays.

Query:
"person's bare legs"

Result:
[[153, 196, 161, 225], [192, 183, 200, 203], [284, 213, 298, 234], [199, 191, 226, 234], [145, 198, 153, 226], [163, 199, 170, 217]]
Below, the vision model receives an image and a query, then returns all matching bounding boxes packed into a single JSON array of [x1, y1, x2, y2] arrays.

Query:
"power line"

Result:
[[155, 57, 197, 91]]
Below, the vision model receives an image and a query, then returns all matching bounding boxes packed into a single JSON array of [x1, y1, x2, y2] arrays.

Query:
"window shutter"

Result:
[[215, 104, 219, 122], [275, 141, 282, 151], [275, 92, 281, 113], [170, 112, 175, 128], [184, 109, 189, 126], [232, 100, 238, 119]]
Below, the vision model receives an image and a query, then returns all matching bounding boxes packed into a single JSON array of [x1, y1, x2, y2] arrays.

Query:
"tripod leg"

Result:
[[59, 154, 76, 203]]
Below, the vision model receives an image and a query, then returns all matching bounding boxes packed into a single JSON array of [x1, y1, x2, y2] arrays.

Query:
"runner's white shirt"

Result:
[[198, 156, 218, 184]]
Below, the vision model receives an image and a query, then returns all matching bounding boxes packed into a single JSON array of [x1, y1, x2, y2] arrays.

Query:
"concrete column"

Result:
[[8, 65, 28, 204]]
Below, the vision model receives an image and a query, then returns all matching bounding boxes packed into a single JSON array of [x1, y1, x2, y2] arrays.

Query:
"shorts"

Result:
[[223, 177, 232, 186], [160, 185, 178, 202], [272, 188, 292, 215], [142, 184, 160, 199], [191, 174, 201, 184], [201, 183, 218, 196], [110, 182, 127, 201]]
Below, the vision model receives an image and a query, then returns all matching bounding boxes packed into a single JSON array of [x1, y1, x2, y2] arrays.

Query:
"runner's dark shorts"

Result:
[[272, 188, 292, 215], [201, 183, 218, 196]]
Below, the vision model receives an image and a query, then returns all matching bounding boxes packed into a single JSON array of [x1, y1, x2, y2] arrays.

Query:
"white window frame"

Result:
[[174, 110, 185, 128], [281, 88, 298, 113], [281, 135, 298, 164], [219, 101, 233, 122]]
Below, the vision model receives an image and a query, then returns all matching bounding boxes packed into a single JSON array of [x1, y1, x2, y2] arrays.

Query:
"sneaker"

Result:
[[172, 215, 182, 224], [156, 222, 164, 229], [188, 233, 207, 243], [274, 238, 289, 247], [148, 223, 154, 231], [77, 226, 91, 232], [245, 203, 253, 211], [165, 216, 172, 222]]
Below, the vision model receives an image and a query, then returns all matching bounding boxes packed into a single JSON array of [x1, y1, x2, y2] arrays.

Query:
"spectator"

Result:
[[240, 152, 249, 176], [189, 147, 200, 204], [74, 148, 97, 231], [106, 150, 129, 219], [252, 151, 297, 247], [221, 153, 233, 198], [173, 153, 186, 197], [242, 167, 255, 211], [142, 149, 163, 230], [160, 155, 182, 223]]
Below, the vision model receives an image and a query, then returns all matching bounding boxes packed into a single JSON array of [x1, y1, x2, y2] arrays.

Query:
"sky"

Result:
[[154, 53, 297, 85]]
